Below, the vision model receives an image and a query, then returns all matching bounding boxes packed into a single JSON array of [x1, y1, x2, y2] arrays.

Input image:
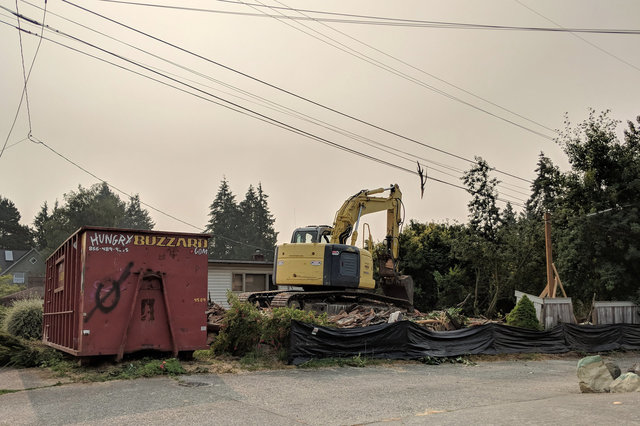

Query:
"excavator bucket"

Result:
[[378, 256, 414, 307], [380, 275, 414, 308]]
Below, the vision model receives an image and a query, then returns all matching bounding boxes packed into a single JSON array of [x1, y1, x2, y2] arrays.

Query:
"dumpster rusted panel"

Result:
[[43, 227, 210, 358]]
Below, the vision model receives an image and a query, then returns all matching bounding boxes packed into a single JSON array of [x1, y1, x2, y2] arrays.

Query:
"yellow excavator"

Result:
[[240, 184, 414, 313]]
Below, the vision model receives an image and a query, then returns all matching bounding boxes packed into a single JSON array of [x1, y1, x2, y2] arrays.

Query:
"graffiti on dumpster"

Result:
[[84, 261, 134, 322], [87, 231, 208, 255]]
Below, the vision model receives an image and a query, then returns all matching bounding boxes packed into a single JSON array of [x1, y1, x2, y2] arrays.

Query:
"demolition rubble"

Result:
[[206, 299, 500, 335]]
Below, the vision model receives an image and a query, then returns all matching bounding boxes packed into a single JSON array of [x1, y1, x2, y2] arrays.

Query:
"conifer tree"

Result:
[[0, 196, 34, 249], [206, 178, 242, 259]]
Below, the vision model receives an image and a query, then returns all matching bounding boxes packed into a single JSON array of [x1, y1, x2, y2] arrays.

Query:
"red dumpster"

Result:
[[43, 227, 210, 360]]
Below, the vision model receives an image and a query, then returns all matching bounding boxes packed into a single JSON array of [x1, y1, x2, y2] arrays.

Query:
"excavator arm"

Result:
[[330, 184, 403, 263]]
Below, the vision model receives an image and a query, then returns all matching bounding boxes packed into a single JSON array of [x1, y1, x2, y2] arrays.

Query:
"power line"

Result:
[[25, 133, 275, 253], [61, 0, 535, 185], [514, 0, 640, 73], [246, 0, 554, 145], [0, 1, 47, 160], [14, 0, 499, 193], [93, 0, 640, 34], [0, 10, 528, 209], [270, 0, 556, 135], [17, 0, 531, 197]]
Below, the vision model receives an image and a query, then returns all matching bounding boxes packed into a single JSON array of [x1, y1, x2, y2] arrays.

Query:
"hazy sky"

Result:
[[1, 0, 639, 247]]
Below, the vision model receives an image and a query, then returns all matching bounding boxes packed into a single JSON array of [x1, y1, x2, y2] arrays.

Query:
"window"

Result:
[[29, 257, 38, 264], [232, 274, 243, 292], [245, 274, 266, 292], [231, 273, 270, 292], [13, 272, 25, 284], [56, 260, 65, 290], [4, 251, 13, 261]]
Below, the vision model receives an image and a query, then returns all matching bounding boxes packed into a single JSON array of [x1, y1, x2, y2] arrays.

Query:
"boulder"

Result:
[[605, 361, 621, 380], [577, 355, 614, 393], [609, 372, 640, 393], [627, 362, 640, 375]]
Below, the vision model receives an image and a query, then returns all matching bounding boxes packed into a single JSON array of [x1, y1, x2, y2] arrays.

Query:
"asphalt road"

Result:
[[2, 354, 640, 425]]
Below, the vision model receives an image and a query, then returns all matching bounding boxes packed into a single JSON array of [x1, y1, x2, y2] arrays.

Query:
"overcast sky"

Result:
[[1, 0, 639, 247]]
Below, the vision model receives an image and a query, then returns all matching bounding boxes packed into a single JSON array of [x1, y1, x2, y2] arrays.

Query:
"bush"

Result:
[[0, 305, 7, 326], [261, 307, 330, 358], [212, 294, 263, 356], [506, 295, 542, 330], [0, 332, 62, 367], [213, 293, 331, 359], [3, 298, 43, 340]]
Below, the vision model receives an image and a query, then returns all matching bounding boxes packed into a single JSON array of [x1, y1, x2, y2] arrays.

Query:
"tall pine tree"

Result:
[[206, 178, 242, 259], [206, 180, 278, 260], [255, 183, 278, 260], [0, 196, 34, 249]]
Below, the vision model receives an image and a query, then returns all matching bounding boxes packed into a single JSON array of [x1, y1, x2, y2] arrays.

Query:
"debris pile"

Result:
[[327, 306, 407, 328], [206, 301, 227, 344]]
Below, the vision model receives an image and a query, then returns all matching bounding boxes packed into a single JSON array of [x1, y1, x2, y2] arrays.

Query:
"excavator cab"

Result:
[[290, 226, 332, 244]]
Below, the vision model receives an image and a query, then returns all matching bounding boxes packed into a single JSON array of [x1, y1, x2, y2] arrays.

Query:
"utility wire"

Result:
[[94, 0, 640, 34], [61, 0, 535, 184], [26, 133, 274, 252], [0, 1, 47, 160], [16, 0, 500, 193], [270, 0, 555, 135], [0, 15, 525, 208], [20, 0, 531, 195], [247, 0, 554, 144], [514, 0, 640, 73], [102, 0, 558, 142]]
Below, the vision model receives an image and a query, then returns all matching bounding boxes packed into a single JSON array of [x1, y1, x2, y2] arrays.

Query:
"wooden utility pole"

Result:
[[544, 212, 556, 298]]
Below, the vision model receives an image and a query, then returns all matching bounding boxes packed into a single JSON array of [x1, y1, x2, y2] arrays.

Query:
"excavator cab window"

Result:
[[292, 230, 318, 243]]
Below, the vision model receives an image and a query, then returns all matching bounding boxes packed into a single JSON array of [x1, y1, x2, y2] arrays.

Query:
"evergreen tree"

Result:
[[32, 202, 50, 250], [206, 180, 278, 261], [462, 157, 501, 241], [0, 196, 33, 249], [122, 195, 155, 230], [254, 183, 278, 260], [237, 185, 260, 260], [205, 178, 242, 259], [506, 295, 542, 330], [525, 153, 564, 217]]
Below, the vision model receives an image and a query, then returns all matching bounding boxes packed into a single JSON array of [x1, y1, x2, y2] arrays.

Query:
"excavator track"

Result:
[[238, 290, 287, 308]]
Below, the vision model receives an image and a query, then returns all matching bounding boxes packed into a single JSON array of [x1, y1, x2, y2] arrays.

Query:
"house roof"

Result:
[[0, 248, 44, 274], [208, 259, 273, 266], [0, 249, 29, 274]]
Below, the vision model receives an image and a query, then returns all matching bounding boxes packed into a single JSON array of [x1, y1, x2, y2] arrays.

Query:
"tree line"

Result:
[[397, 111, 640, 316], [0, 179, 278, 261], [1, 110, 639, 316]]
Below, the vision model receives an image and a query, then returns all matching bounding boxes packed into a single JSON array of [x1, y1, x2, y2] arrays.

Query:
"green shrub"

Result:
[[0, 305, 7, 326], [261, 307, 329, 356], [0, 332, 62, 367], [213, 293, 332, 359], [3, 298, 43, 340], [136, 358, 185, 377], [212, 294, 263, 356], [506, 295, 542, 331]]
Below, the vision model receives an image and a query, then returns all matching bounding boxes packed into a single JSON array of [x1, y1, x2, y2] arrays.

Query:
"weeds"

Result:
[[420, 355, 475, 366], [298, 354, 382, 369]]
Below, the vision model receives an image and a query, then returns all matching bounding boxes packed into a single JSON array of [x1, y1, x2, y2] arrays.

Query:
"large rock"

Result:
[[605, 361, 621, 380], [627, 362, 640, 375], [577, 355, 614, 393], [609, 372, 640, 393]]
